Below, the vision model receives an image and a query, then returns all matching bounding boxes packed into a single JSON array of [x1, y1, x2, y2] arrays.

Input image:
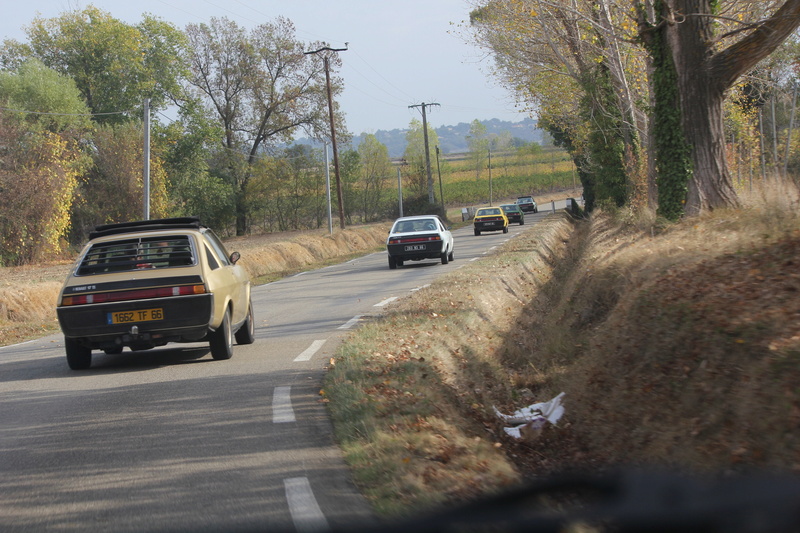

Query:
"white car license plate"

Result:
[[405, 244, 425, 251]]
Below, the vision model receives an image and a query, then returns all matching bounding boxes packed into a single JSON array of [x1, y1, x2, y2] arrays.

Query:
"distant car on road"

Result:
[[56, 217, 254, 370], [500, 203, 525, 225], [516, 196, 538, 213], [386, 215, 454, 269], [473, 207, 509, 236]]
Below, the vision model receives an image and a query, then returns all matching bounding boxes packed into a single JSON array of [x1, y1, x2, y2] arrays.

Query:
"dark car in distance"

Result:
[[500, 204, 525, 225], [516, 196, 538, 213]]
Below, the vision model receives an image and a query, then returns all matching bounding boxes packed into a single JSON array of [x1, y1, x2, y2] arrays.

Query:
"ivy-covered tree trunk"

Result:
[[641, 0, 691, 221], [649, 0, 800, 216]]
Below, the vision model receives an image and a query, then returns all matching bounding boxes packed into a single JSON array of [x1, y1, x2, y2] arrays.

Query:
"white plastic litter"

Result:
[[494, 392, 565, 439]]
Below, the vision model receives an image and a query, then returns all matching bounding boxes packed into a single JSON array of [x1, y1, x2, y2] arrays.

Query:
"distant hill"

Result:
[[293, 117, 544, 159]]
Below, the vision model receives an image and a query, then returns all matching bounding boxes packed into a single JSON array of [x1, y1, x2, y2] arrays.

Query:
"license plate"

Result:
[[405, 244, 425, 251], [107, 308, 164, 324]]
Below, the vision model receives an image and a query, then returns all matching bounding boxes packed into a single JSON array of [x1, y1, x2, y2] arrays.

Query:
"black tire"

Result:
[[388, 256, 397, 269], [235, 301, 255, 345], [397, 259, 404, 267], [520, 220, 525, 225], [474, 229, 480, 236], [441, 251, 449, 264], [448, 249, 454, 261], [503, 226, 508, 234], [210, 309, 233, 360], [65, 337, 92, 370]]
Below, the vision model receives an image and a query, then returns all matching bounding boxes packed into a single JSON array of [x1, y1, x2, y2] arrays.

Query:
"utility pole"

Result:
[[409, 102, 439, 204], [488, 148, 493, 205], [305, 44, 348, 229], [143, 98, 150, 220], [435, 146, 445, 215]]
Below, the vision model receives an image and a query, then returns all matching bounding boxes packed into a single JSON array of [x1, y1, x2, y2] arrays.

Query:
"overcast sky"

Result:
[[1, 0, 530, 134]]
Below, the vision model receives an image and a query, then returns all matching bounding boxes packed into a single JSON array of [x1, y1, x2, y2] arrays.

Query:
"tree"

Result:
[[74, 122, 169, 235], [640, 0, 800, 215], [0, 59, 92, 134], [1, 7, 188, 122], [467, 119, 489, 180], [468, 0, 648, 210], [403, 118, 439, 196], [184, 17, 333, 235], [357, 135, 392, 222], [0, 60, 91, 262], [0, 114, 83, 265]]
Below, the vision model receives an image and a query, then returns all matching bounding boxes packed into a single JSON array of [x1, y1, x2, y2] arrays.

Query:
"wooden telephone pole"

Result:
[[409, 102, 439, 204], [305, 44, 348, 229]]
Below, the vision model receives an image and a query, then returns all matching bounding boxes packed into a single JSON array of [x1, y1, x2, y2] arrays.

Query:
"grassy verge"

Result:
[[324, 183, 800, 519], [324, 214, 576, 516]]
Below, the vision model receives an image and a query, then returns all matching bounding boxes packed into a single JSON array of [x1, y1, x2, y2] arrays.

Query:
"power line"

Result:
[[0, 105, 133, 117]]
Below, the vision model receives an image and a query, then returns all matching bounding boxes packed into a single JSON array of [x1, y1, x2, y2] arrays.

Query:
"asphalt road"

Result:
[[0, 206, 557, 532]]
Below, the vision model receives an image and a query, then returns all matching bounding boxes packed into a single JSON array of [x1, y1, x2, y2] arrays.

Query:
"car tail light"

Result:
[[60, 284, 206, 306]]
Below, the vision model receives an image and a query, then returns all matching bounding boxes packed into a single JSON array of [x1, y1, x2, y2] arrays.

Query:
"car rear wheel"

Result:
[[65, 337, 92, 370], [448, 249, 454, 261], [474, 229, 480, 236], [235, 301, 255, 345], [503, 226, 508, 234], [441, 251, 449, 264], [388, 256, 397, 269], [210, 309, 233, 360]]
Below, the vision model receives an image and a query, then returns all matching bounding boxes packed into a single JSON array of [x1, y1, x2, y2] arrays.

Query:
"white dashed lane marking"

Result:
[[294, 340, 326, 362], [272, 386, 296, 423], [284, 477, 329, 533], [337, 315, 363, 330], [374, 297, 398, 307]]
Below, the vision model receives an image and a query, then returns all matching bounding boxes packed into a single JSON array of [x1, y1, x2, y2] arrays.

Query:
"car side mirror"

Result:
[[230, 251, 241, 264]]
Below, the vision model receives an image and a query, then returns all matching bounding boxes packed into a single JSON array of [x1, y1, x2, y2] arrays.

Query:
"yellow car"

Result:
[[473, 207, 509, 236], [56, 217, 253, 370]]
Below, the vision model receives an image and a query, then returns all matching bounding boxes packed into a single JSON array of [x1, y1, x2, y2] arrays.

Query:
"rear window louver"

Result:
[[77, 236, 195, 275]]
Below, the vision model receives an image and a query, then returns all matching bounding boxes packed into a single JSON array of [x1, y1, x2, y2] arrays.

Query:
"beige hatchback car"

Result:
[[56, 217, 253, 370]]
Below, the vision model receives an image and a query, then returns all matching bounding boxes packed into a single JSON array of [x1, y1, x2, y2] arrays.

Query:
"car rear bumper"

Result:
[[474, 221, 506, 231], [57, 293, 213, 346], [387, 241, 445, 260]]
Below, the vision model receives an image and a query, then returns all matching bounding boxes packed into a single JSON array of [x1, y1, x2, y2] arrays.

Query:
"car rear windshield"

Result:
[[76, 235, 195, 275], [393, 219, 438, 233]]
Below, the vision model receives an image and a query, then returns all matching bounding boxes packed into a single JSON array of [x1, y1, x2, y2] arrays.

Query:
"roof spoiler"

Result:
[[89, 217, 203, 240]]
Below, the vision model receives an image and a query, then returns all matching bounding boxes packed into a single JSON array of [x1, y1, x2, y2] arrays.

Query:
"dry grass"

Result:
[[324, 181, 800, 519], [0, 224, 388, 346]]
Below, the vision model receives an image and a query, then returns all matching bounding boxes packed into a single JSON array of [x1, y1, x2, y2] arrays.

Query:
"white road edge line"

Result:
[[272, 386, 296, 423], [374, 296, 398, 307], [284, 477, 329, 533], [410, 284, 430, 293], [337, 315, 363, 330], [470, 257, 479, 261], [294, 340, 326, 362]]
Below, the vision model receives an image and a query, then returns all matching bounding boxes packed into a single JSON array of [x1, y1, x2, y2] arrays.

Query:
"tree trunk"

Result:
[[665, 0, 800, 215], [667, 0, 738, 214]]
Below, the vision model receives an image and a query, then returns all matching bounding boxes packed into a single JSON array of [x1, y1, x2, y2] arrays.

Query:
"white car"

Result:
[[386, 215, 454, 269]]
